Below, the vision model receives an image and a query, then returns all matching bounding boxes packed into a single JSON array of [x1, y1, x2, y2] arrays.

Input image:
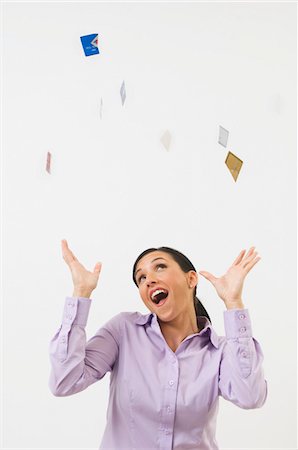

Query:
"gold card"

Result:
[[225, 151, 243, 182]]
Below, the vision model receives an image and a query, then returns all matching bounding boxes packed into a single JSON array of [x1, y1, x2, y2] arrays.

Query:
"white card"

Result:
[[100, 97, 103, 119], [161, 130, 171, 151]]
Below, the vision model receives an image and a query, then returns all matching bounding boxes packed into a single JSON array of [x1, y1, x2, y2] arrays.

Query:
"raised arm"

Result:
[[48, 240, 120, 396], [199, 247, 268, 408]]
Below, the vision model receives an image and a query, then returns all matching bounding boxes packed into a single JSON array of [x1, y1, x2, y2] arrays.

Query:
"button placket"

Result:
[[158, 353, 178, 443]]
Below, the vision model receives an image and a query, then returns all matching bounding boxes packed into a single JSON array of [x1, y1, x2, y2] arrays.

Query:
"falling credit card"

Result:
[[80, 34, 99, 56]]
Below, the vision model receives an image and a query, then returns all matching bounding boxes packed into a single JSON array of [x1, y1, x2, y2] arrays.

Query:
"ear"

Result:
[[187, 270, 198, 288]]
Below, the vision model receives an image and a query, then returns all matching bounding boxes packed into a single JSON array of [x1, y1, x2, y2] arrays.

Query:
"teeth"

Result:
[[151, 289, 166, 300]]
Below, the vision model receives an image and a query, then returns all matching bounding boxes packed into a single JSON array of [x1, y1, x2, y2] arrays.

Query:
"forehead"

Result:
[[136, 251, 175, 271]]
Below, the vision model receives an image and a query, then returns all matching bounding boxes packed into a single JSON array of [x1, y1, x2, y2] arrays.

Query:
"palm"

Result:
[[69, 260, 100, 291], [199, 247, 261, 305], [212, 266, 245, 302], [61, 240, 102, 292]]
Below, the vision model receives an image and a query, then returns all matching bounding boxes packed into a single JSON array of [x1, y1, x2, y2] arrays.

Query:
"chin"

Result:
[[156, 308, 174, 321]]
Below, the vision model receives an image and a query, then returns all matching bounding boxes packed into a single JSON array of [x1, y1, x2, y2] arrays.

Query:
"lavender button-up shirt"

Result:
[[49, 297, 267, 450]]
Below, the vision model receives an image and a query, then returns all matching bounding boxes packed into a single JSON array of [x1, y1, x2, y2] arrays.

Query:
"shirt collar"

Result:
[[135, 312, 219, 349]]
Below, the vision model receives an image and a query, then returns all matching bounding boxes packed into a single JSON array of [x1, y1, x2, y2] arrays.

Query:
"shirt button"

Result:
[[165, 429, 171, 435], [167, 407, 171, 413], [238, 313, 246, 320], [169, 380, 174, 386], [239, 326, 246, 333], [61, 336, 66, 343], [68, 302, 74, 307], [241, 351, 248, 358]]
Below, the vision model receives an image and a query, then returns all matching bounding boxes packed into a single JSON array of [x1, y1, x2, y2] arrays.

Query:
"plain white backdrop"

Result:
[[2, 1, 297, 449]]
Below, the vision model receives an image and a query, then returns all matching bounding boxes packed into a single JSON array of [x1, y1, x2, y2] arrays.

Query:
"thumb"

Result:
[[93, 262, 102, 274], [199, 271, 217, 284]]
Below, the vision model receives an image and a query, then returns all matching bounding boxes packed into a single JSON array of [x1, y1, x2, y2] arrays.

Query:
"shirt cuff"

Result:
[[62, 296, 92, 328], [223, 308, 252, 339]]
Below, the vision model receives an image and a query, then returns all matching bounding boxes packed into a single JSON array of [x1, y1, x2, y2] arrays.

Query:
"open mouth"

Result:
[[151, 290, 169, 305]]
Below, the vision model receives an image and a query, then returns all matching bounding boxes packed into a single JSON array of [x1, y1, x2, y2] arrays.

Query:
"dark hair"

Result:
[[132, 246, 211, 324]]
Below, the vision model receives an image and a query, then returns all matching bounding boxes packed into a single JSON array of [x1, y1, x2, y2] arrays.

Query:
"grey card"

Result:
[[218, 125, 229, 147], [120, 81, 126, 106]]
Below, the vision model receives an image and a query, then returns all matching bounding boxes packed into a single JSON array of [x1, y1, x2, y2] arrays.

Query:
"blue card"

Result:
[[80, 34, 99, 57]]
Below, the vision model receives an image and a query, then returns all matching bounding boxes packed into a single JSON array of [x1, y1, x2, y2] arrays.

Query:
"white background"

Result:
[[2, 1, 297, 449]]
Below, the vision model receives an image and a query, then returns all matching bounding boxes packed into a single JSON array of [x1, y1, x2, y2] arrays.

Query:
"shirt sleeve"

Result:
[[48, 297, 122, 397], [218, 308, 268, 409]]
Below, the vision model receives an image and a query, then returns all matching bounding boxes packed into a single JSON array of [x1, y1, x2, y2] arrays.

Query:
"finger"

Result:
[[199, 271, 217, 284], [233, 246, 256, 266], [238, 247, 256, 268], [93, 262, 102, 273], [242, 249, 259, 268], [61, 240, 78, 265], [243, 256, 261, 272], [242, 246, 256, 261], [232, 249, 246, 266]]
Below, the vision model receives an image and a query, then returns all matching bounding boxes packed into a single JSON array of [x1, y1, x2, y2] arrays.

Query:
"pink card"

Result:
[[46, 152, 52, 174]]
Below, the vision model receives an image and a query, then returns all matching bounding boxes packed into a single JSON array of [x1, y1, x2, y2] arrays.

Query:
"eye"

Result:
[[137, 263, 167, 284], [138, 274, 146, 283]]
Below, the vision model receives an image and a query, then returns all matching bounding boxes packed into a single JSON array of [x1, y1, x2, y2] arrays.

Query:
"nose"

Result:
[[146, 272, 158, 286]]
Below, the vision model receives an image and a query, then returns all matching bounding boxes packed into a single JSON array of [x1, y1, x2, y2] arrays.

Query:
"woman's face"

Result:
[[135, 251, 198, 321]]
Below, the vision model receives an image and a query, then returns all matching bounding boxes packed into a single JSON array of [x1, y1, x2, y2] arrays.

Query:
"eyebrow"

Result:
[[135, 257, 167, 277]]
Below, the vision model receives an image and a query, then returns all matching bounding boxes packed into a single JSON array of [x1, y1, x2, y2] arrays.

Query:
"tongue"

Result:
[[154, 292, 168, 303]]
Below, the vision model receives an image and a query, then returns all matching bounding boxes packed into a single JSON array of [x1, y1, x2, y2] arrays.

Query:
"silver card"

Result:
[[218, 125, 229, 147], [120, 81, 126, 106]]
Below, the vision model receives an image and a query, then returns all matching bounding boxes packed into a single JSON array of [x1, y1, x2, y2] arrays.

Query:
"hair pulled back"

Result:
[[132, 246, 211, 324]]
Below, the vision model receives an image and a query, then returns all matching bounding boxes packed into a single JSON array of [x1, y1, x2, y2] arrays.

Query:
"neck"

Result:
[[158, 305, 199, 351]]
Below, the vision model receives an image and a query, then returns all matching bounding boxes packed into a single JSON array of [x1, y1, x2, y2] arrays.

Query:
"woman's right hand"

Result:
[[61, 239, 102, 298]]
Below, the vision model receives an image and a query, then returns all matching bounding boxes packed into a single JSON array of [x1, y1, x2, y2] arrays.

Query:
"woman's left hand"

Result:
[[199, 247, 261, 309]]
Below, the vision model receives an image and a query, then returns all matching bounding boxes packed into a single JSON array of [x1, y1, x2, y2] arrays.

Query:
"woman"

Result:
[[49, 240, 267, 450]]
